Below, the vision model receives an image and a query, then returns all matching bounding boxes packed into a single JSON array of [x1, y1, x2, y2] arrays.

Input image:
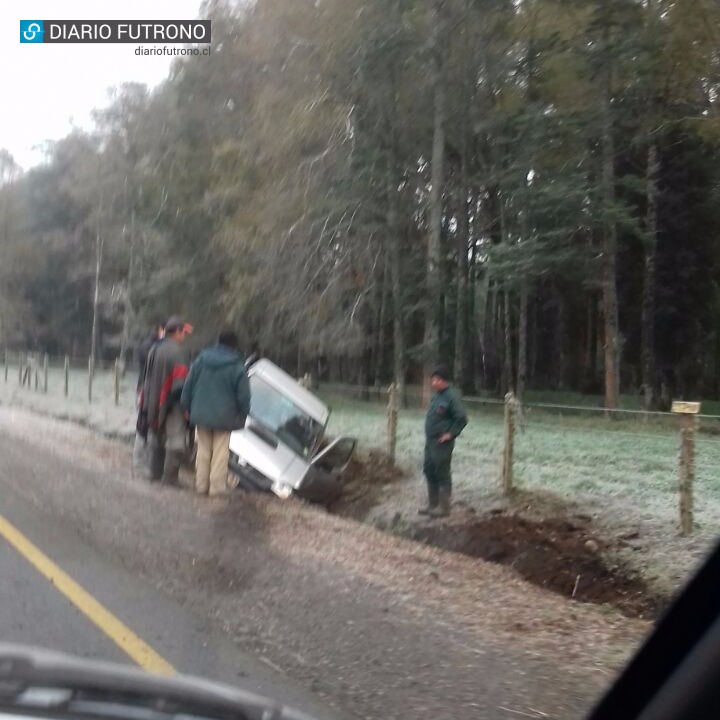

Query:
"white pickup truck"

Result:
[[226, 358, 356, 502]]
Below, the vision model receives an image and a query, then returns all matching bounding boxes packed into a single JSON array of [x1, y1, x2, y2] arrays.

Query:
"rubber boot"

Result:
[[428, 488, 450, 518], [419, 483, 439, 515], [149, 436, 165, 482], [162, 449, 183, 487]]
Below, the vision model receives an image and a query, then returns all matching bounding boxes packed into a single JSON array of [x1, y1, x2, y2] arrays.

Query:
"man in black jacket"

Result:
[[136, 319, 165, 393], [132, 319, 165, 479], [141, 316, 193, 484]]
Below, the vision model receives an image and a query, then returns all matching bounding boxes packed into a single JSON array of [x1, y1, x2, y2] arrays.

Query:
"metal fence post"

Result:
[[501, 392, 517, 496], [18, 352, 23, 386], [387, 382, 398, 465], [4, 350, 7, 383], [64, 356, 69, 397], [88, 356, 94, 403], [673, 401, 700, 536], [114, 358, 120, 406], [43, 353, 48, 394]]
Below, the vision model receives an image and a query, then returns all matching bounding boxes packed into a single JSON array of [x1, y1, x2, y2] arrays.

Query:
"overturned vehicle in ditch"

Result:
[[225, 358, 356, 502]]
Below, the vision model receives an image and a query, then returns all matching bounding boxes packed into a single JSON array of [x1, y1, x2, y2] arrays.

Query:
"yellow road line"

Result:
[[0, 514, 175, 675]]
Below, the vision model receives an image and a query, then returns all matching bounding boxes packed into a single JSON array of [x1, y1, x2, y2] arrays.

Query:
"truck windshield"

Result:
[[249, 375, 324, 458]]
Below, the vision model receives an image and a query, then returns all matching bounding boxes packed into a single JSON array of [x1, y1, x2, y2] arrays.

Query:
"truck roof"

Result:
[[250, 359, 329, 426]]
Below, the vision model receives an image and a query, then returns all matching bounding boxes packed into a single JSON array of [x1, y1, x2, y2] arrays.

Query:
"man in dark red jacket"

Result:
[[141, 316, 193, 484]]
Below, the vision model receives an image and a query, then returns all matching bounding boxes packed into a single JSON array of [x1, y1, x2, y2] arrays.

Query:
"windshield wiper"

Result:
[[0, 646, 315, 720]]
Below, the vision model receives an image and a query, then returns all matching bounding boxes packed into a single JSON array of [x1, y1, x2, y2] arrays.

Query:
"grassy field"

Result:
[[0, 361, 138, 440]]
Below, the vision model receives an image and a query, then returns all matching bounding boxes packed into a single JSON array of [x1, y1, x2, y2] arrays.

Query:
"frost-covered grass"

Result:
[[0, 363, 138, 440]]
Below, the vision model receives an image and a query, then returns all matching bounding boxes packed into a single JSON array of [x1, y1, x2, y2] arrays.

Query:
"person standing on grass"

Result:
[[181, 330, 250, 496], [142, 316, 193, 485], [419, 363, 468, 518]]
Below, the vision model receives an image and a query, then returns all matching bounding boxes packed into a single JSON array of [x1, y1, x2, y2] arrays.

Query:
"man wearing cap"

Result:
[[420, 363, 468, 518], [141, 316, 193, 485]]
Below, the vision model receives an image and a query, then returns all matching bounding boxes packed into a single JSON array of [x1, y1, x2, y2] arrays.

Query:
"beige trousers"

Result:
[[195, 427, 231, 495]]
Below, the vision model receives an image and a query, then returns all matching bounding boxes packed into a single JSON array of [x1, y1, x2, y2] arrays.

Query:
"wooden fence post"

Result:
[[673, 401, 700, 536], [64, 356, 69, 397], [501, 392, 517, 496], [88, 356, 94, 403], [43, 353, 48, 394], [114, 358, 120, 406], [387, 382, 398, 464]]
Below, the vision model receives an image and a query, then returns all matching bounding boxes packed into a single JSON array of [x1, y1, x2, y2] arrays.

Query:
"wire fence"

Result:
[[1, 349, 136, 407]]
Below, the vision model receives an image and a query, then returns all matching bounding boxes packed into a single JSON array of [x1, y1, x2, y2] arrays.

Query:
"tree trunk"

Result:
[[555, 286, 567, 390], [714, 329, 720, 398], [373, 252, 389, 386], [483, 276, 496, 389], [503, 290, 513, 393], [601, 32, 620, 409], [118, 208, 135, 374], [530, 286, 539, 385], [454, 0, 471, 392], [387, 165, 405, 404], [641, 141, 659, 409], [584, 294, 598, 388], [517, 280, 528, 402], [516, 193, 531, 402], [422, 0, 446, 402], [454, 182, 469, 390], [90, 210, 104, 371], [467, 234, 478, 394], [495, 283, 504, 393]]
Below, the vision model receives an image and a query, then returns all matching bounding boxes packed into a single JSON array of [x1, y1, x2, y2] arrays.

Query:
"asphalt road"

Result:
[[0, 425, 343, 720]]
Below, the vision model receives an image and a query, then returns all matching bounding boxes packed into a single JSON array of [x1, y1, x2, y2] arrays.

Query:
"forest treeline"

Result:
[[0, 0, 719, 407]]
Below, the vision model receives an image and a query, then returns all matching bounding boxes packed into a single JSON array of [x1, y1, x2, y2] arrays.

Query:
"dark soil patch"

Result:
[[411, 514, 666, 619], [325, 449, 405, 518]]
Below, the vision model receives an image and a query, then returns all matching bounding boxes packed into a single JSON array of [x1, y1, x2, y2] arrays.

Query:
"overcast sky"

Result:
[[0, 1, 203, 171]]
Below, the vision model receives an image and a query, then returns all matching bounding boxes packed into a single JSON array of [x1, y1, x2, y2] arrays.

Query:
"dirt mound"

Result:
[[411, 514, 665, 619], [325, 449, 405, 517]]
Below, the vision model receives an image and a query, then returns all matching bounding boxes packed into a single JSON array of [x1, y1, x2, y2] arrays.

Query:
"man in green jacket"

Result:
[[181, 331, 251, 496], [420, 363, 468, 518]]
